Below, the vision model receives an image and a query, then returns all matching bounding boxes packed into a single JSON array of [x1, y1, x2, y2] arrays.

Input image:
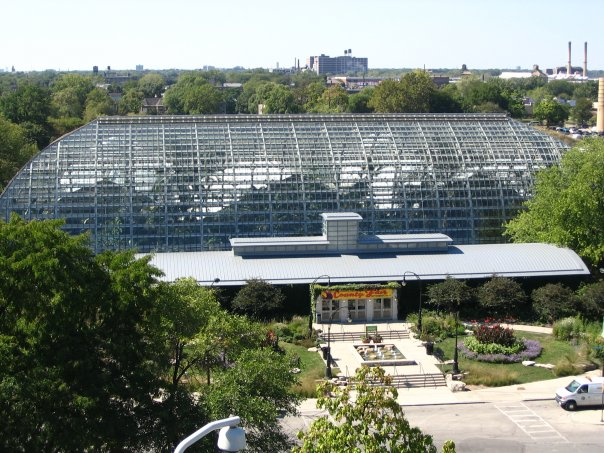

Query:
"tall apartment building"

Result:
[[307, 53, 368, 75]]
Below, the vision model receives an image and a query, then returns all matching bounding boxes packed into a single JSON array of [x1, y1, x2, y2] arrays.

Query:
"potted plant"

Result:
[[420, 332, 435, 355], [360, 335, 370, 344], [372, 333, 383, 344]]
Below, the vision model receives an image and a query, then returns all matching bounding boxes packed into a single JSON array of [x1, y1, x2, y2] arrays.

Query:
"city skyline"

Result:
[[3, 0, 604, 72]]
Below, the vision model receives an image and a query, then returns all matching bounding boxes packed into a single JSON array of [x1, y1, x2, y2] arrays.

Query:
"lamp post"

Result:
[[174, 416, 246, 453], [402, 271, 422, 335], [309, 275, 331, 337], [452, 307, 460, 375], [210, 277, 220, 287]]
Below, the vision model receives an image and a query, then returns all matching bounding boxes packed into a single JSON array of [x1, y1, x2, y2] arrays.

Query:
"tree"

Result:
[[311, 85, 348, 113], [398, 70, 435, 113], [0, 81, 52, 147], [368, 79, 404, 112], [0, 216, 164, 451], [571, 97, 594, 126], [83, 87, 115, 121], [294, 366, 450, 453], [0, 115, 37, 190], [50, 74, 95, 118], [163, 72, 222, 114], [118, 87, 144, 114], [533, 98, 569, 126], [531, 283, 577, 323], [577, 280, 604, 320], [0, 217, 302, 452], [204, 349, 301, 453], [426, 277, 474, 314], [504, 138, 604, 267], [477, 276, 527, 318], [347, 88, 374, 113], [231, 278, 286, 321], [138, 73, 166, 98]]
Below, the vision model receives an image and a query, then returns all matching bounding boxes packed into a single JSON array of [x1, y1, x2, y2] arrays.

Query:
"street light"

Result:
[[210, 277, 221, 287], [309, 275, 331, 337], [452, 307, 461, 375], [402, 271, 423, 335], [174, 416, 246, 453]]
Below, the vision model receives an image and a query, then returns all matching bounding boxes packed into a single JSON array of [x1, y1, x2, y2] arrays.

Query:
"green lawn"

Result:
[[281, 342, 327, 397], [435, 332, 589, 387]]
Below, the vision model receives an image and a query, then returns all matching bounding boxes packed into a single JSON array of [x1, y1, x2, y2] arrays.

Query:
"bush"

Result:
[[552, 316, 584, 341], [459, 338, 542, 363], [473, 324, 516, 346], [477, 277, 526, 317], [464, 336, 524, 355], [553, 352, 583, 377], [232, 278, 286, 321], [577, 280, 604, 319], [414, 311, 461, 341], [531, 283, 577, 323]]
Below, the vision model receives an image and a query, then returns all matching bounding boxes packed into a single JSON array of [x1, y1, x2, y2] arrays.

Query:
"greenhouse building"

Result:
[[0, 113, 569, 254]]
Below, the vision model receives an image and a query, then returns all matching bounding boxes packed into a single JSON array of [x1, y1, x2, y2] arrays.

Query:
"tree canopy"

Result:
[[0, 216, 300, 452], [504, 138, 604, 267]]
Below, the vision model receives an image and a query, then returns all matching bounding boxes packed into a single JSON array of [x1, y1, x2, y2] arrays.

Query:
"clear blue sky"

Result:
[[3, 0, 604, 72]]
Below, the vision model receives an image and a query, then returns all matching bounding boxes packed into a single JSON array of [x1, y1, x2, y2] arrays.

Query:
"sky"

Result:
[[3, 0, 604, 72]]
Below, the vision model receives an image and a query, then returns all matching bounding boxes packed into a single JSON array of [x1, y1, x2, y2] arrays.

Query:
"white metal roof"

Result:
[[142, 243, 589, 286]]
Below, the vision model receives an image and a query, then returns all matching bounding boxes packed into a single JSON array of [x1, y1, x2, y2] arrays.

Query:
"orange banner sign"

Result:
[[321, 288, 393, 300]]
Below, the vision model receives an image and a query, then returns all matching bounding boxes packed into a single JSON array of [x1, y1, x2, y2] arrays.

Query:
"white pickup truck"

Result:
[[555, 376, 604, 411]]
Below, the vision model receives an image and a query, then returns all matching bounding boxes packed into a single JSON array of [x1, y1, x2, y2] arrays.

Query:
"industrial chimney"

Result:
[[597, 78, 604, 133], [567, 41, 572, 75], [583, 42, 587, 77]]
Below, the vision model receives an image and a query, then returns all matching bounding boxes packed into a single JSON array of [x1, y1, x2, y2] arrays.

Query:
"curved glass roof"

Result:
[[0, 113, 568, 253]]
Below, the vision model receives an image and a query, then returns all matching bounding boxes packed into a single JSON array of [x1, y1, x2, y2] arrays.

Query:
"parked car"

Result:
[[555, 376, 604, 410]]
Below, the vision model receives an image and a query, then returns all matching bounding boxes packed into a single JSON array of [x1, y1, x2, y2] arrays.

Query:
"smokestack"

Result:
[[596, 78, 604, 133], [567, 41, 572, 75], [583, 42, 587, 78]]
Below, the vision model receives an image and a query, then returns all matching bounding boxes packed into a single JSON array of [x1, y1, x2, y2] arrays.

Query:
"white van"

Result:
[[555, 376, 604, 411]]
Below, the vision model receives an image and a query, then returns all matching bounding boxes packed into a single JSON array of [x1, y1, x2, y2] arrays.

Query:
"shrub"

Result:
[[477, 277, 526, 317], [531, 283, 577, 323], [473, 324, 516, 347], [552, 316, 583, 341], [464, 336, 524, 355], [577, 280, 604, 319], [231, 278, 286, 321], [553, 351, 583, 377], [459, 338, 542, 363], [416, 311, 461, 341]]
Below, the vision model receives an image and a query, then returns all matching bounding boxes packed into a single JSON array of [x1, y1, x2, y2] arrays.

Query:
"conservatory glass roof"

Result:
[[0, 113, 568, 253]]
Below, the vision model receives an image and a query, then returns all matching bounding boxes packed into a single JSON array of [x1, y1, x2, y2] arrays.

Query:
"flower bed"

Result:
[[459, 338, 542, 363]]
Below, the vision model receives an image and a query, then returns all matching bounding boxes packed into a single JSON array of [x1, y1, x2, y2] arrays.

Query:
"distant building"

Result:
[[135, 65, 144, 71], [141, 97, 166, 115], [499, 65, 547, 80], [307, 53, 368, 75]]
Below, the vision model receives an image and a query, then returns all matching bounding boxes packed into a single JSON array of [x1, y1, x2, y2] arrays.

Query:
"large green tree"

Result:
[[231, 278, 286, 321], [533, 98, 569, 126], [504, 138, 604, 267], [163, 72, 222, 114], [0, 218, 303, 452], [426, 277, 474, 314], [0, 115, 38, 190], [0, 216, 164, 451], [138, 73, 166, 98], [0, 81, 52, 147], [477, 276, 527, 318]]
